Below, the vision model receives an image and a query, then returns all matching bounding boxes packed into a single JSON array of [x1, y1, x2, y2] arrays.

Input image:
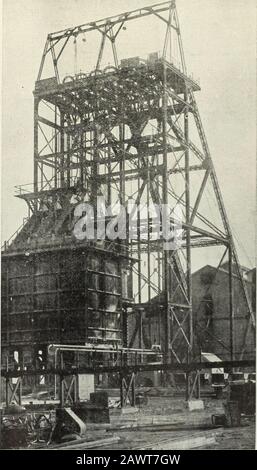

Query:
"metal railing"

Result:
[[14, 183, 34, 195], [1, 217, 29, 251], [14, 176, 83, 196]]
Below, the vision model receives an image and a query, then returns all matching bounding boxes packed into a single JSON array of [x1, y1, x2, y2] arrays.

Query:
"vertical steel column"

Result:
[[119, 123, 125, 205], [60, 113, 65, 188], [185, 372, 190, 401], [122, 307, 128, 349], [131, 373, 136, 407], [158, 252, 162, 344], [5, 378, 9, 407], [147, 161, 151, 303], [228, 244, 234, 360], [57, 253, 61, 343], [34, 98, 39, 211], [107, 145, 112, 206], [184, 88, 193, 357], [60, 376, 64, 408], [138, 309, 143, 352], [32, 257, 37, 390], [60, 352, 64, 407], [157, 146, 162, 346], [84, 258, 89, 346], [80, 130, 84, 188], [162, 62, 171, 363], [92, 127, 99, 212], [54, 105, 58, 188], [120, 372, 124, 408], [137, 171, 142, 305], [119, 121, 127, 355]]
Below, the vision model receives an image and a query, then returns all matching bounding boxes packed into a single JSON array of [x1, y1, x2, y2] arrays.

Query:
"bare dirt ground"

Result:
[[104, 392, 256, 450], [102, 419, 255, 451], [10, 387, 255, 450], [202, 418, 255, 450]]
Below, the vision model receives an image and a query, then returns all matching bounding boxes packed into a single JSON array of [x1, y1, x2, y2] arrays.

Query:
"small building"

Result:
[[132, 263, 256, 364], [192, 263, 256, 361]]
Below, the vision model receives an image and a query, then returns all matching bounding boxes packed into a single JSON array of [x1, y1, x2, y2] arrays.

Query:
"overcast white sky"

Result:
[[1, 0, 256, 269]]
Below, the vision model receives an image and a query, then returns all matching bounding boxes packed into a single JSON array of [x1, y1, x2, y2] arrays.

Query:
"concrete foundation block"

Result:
[[187, 399, 204, 411], [120, 406, 139, 415]]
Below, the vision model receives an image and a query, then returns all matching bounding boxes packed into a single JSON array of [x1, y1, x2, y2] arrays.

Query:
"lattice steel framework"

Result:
[[5, 1, 255, 368]]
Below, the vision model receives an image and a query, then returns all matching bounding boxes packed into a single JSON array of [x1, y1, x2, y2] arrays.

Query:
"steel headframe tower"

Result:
[[13, 1, 255, 370]]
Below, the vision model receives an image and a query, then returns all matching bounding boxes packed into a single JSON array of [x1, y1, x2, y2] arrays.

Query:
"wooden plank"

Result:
[[54, 436, 120, 450], [138, 430, 220, 450], [141, 435, 216, 450]]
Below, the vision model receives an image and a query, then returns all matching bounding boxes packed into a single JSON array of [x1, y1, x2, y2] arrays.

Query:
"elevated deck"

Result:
[[34, 59, 200, 106]]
